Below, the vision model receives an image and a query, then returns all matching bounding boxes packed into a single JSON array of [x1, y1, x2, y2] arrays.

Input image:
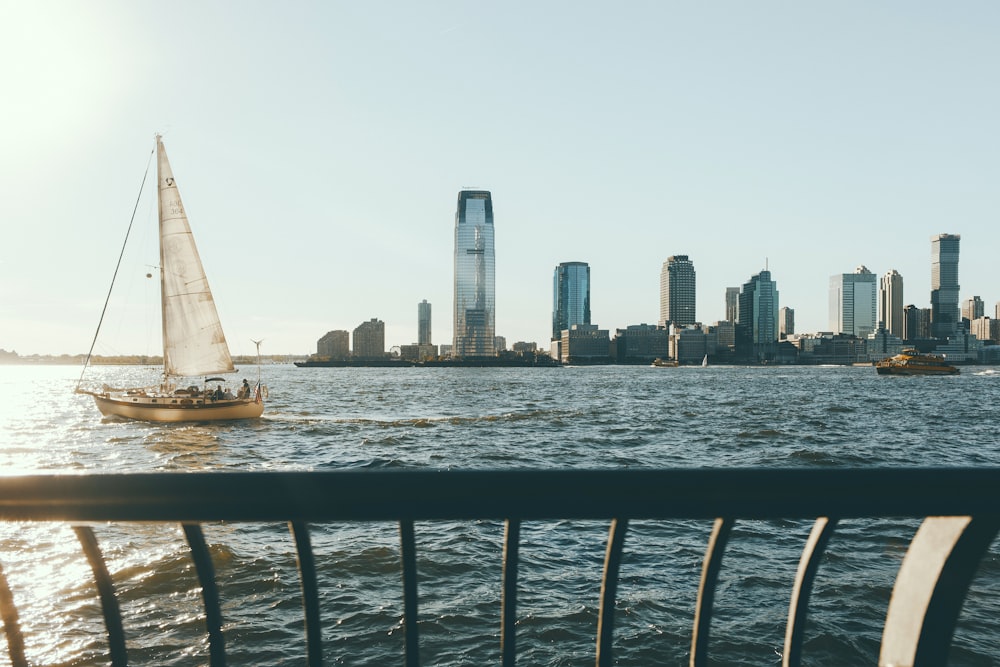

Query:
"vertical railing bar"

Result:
[[690, 517, 734, 667], [73, 526, 128, 667], [183, 523, 227, 667], [783, 517, 838, 667], [0, 561, 27, 667], [290, 521, 323, 667], [501, 518, 520, 667], [399, 519, 420, 667], [595, 518, 629, 667]]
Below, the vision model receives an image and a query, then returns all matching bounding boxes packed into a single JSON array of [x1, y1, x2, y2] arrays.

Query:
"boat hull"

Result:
[[874, 365, 959, 376], [92, 394, 264, 422]]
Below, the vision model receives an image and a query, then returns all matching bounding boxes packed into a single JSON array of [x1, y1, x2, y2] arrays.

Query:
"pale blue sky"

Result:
[[2, 2, 998, 356]]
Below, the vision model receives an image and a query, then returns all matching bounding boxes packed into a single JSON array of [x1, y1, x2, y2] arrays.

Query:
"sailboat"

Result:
[[76, 135, 265, 422], [702, 354, 708, 367]]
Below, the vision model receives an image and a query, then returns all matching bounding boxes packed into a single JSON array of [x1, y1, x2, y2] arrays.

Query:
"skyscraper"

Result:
[[725, 287, 740, 323], [829, 266, 877, 338], [879, 270, 904, 338], [779, 307, 794, 338], [453, 190, 496, 357], [737, 269, 779, 361], [659, 255, 696, 328], [552, 262, 591, 340], [961, 296, 984, 324], [930, 234, 960, 339], [418, 299, 432, 345]]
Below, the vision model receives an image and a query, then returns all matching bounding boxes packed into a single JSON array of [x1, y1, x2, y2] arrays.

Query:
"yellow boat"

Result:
[[874, 349, 959, 376]]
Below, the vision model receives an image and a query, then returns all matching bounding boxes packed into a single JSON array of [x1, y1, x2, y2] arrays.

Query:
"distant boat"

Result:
[[651, 358, 678, 367], [76, 135, 266, 421], [702, 355, 708, 367], [874, 349, 959, 376]]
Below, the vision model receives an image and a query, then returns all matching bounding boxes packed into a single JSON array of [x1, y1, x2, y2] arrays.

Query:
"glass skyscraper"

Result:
[[418, 299, 432, 345], [453, 190, 496, 357], [659, 255, 696, 328], [930, 234, 960, 339], [737, 269, 779, 361], [829, 266, 877, 338], [552, 262, 591, 340]]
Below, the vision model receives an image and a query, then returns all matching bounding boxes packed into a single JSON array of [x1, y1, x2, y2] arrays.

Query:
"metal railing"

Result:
[[0, 468, 997, 667]]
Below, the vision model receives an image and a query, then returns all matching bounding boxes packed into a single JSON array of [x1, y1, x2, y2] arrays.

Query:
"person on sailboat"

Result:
[[241, 379, 251, 399]]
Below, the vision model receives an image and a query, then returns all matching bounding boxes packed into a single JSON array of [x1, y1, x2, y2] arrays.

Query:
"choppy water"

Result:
[[1, 363, 1000, 666]]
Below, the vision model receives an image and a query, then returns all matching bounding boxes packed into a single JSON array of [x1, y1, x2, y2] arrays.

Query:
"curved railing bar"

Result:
[[690, 517, 733, 667], [183, 523, 226, 667], [596, 518, 629, 667], [782, 517, 838, 667], [500, 518, 520, 667], [0, 561, 26, 667], [879, 515, 1000, 667], [290, 521, 323, 667], [399, 519, 419, 667], [74, 527, 128, 667]]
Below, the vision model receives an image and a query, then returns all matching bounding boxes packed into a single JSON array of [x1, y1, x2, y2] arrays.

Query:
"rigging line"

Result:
[[76, 146, 156, 391]]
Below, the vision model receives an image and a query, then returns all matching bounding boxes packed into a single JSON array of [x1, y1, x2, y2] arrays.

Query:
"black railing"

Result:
[[0, 468, 997, 666]]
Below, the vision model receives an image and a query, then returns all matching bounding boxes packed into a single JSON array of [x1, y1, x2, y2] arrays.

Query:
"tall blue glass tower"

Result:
[[453, 191, 496, 357], [553, 262, 591, 340]]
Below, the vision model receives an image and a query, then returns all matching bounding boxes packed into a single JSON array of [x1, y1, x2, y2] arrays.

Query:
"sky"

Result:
[[2, 2, 999, 357]]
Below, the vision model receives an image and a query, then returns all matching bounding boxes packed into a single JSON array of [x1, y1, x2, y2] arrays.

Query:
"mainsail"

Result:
[[157, 135, 235, 377]]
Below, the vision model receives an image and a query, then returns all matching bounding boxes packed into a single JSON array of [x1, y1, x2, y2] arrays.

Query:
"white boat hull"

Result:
[[92, 393, 264, 422]]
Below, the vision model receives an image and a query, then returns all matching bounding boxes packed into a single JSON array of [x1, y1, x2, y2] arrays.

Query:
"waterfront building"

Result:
[[930, 234, 961, 339], [659, 256, 696, 328], [552, 262, 591, 340], [867, 326, 905, 362], [737, 269, 779, 361], [494, 336, 507, 353], [829, 266, 877, 338], [725, 287, 739, 323], [669, 326, 717, 365], [793, 333, 867, 365], [418, 300, 432, 345], [709, 320, 736, 353], [352, 318, 385, 359], [879, 270, 904, 338], [399, 344, 438, 362], [970, 316, 1000, 344], [779, 307, 794, 339], [511, 341, 538, 354], [317, 330, 349, 360], [935, 329, 982, 363], [560, 324, 611, 364], [612, 324, 669, 363], [962, 296, 984, 325], [453, 190, 496, 358]]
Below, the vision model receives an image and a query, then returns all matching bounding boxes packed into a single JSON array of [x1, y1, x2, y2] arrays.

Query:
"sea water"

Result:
[[1, 363, 999, 666]]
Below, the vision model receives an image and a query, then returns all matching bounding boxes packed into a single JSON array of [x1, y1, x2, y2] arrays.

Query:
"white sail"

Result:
[[157, 136, 235, 377]]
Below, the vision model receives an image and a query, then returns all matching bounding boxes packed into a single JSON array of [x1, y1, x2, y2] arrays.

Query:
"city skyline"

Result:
[[4, 4, 1000, 356]]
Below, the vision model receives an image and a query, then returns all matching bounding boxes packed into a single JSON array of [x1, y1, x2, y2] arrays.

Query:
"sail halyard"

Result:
[[156, 135, 236, 378]]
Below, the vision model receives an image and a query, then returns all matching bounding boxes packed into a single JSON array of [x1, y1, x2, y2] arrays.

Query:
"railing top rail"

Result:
[[0, 468, 997, 522]]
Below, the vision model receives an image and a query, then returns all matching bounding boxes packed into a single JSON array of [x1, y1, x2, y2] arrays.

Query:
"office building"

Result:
[[725, 287, 740, 323], [962, 296, 984, 324], [560, 324, 611, 364], [352, 318, 385, 359], [418, 300, 432, 345], [553, 262, 591, 340], [659, 255, 696, 328], [879, 270, 904, 338], [779, 307, 794, 338], [930, 234, 960, 339], [829, 266, 877, 338], [453, 190, 496, 357], [737, 269, 779, 361], [970, 317, 1000, 344], [612, 324, 669, 363]]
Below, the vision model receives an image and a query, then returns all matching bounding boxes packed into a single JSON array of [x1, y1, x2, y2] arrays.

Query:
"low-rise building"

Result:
[[612, 324, 669, 363], [560, 324, 611, 364]]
